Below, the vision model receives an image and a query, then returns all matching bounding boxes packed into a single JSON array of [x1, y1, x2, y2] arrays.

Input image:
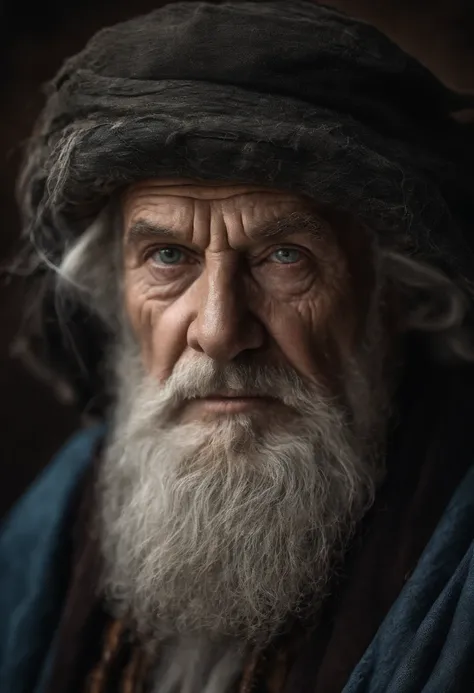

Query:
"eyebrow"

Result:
[[125, 211, 325, 248]]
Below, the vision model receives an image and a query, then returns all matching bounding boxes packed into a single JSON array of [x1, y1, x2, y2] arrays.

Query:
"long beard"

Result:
[[98, 339, 387, 645]]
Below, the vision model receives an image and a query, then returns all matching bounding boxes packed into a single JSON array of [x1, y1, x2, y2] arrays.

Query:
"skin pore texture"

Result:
[[98, 178, 389, 651], [121, 179, 376, 410]]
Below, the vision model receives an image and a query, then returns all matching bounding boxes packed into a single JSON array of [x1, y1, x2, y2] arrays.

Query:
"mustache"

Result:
[[114, 337, 345, 431], [163, 359, 305, 400], [133, 356, 327, 419]]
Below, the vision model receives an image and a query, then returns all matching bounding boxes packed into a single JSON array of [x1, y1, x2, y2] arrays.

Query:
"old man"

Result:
[[2, 1, 474, 692]]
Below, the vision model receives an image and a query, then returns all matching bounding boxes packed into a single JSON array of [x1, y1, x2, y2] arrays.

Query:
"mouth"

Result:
[[199, 394, 274, 413], [183, 393, 278, 416]]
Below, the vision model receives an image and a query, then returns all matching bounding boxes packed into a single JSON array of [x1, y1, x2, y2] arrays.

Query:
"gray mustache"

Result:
[[165, 362, 304, 403]]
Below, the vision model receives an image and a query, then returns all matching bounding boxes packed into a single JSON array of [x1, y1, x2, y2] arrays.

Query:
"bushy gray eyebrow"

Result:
[[125, 211, 325, 248]]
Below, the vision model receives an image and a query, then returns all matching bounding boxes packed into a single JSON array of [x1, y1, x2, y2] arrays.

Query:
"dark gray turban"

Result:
[[16, 0, 474, 409]]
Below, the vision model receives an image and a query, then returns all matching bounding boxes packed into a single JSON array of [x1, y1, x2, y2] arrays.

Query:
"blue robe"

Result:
[[1, 426, 474, 693]]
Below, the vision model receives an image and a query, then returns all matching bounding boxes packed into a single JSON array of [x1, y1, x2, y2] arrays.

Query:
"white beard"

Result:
[[98, 340, 387, 646]]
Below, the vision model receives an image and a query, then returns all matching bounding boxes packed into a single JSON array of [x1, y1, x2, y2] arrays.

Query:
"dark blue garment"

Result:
[[1, 426, 474, 693], [0, 426, 104, 693], [344, 463, 474, 693]]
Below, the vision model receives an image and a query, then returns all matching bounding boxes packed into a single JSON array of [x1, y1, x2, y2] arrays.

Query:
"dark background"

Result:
[[1, 0, 474, 518]]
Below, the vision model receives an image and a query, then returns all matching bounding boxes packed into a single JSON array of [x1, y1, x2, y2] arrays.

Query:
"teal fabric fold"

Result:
[[0, 426, 104, 693], [344, 464, 474, 692]]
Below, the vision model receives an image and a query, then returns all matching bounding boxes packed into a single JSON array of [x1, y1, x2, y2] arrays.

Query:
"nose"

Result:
[[187, 261, 264, 362]]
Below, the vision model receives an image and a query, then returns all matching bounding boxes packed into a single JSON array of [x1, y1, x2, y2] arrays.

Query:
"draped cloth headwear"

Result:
[[16, 0, 474, 409]]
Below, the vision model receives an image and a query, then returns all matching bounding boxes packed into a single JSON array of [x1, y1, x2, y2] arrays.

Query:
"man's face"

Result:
[[121, 179, 374, 417], [99, 179, 388, 644]]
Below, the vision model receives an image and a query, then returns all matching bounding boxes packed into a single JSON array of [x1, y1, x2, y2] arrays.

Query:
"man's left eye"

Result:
[[150, 247, 185, 265], [269, 248, 303, 264]]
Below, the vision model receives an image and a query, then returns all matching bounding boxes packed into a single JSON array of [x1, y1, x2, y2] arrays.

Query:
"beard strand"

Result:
[[98, 335, 386, 646]]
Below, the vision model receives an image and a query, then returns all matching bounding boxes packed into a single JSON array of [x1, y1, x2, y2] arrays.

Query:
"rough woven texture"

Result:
[[15, 0, 474, 407]]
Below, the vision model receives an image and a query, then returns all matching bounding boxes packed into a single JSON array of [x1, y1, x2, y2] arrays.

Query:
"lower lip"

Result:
[[194, 397, 272, 413]]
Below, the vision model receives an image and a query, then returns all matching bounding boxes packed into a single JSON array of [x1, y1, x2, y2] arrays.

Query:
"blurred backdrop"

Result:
[[1, 0, 473, 517]]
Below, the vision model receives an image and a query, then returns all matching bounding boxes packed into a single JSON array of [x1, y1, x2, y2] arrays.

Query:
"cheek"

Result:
[[256, 283, 362, 393], [124, 273, 149, 334], [332, 289, 369, 352], [148, 301, 193, 380], [124, 271, 189, 379], [256, 291, 335, 383], [124, 275, 156, 371]]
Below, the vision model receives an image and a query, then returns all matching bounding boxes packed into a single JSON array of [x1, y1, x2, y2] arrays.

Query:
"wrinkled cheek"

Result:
[[138, 303, 160, 374], [123, 273, 168, 378], [123, 271, 146, 332], [124, 293, 142, 340], [122, 284, 155, 376], [262, 297, 336, 387], [148, 303, 192, 383]]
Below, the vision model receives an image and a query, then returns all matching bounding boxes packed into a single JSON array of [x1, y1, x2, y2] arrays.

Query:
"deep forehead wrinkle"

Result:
[[125, 211, 326, 249]]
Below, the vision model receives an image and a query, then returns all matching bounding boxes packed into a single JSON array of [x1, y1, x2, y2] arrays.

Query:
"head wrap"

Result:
[[16, 0, 474, 409]]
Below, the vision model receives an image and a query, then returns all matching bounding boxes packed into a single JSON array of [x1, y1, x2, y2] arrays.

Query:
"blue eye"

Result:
[[151, 248, 184, 265], [270, 248, 302, 264]]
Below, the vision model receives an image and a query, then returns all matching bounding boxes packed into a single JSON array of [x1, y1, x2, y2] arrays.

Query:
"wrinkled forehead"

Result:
[[120, 177, 326, 242], [122, 177, 313, 209]]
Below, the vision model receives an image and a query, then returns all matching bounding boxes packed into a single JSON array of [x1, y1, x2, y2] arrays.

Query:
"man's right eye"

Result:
[[150, 247, 186, 266]]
